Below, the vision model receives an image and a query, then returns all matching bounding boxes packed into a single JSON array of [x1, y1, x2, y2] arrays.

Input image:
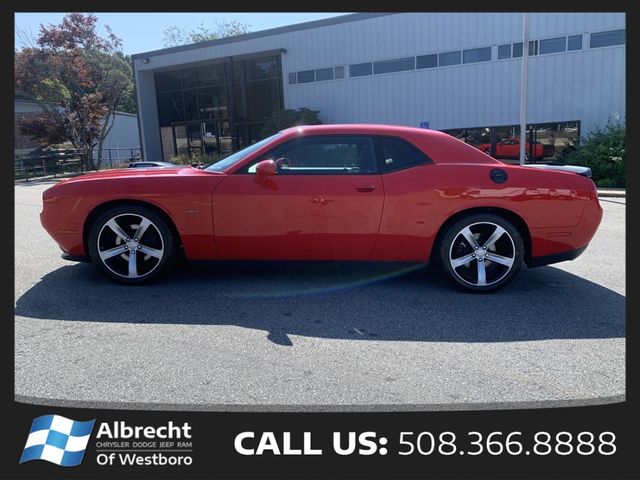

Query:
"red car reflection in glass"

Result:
[[476, 137, 555, 161], [40, 124, 602, 292]]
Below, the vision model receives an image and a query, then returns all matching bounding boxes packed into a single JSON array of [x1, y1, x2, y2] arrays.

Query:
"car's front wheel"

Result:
[[439, 214, 524, 293], [88, 205, 175, 284]]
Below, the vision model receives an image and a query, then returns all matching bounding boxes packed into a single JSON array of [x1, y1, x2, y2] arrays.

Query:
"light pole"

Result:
[[519, 12, 530, 165]]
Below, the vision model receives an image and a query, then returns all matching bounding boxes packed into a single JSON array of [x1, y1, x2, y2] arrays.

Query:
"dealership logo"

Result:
[[20, 415, 95, 467]]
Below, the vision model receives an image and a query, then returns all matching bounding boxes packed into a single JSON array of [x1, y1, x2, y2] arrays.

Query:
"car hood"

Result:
[[56, 166, 221, 184]]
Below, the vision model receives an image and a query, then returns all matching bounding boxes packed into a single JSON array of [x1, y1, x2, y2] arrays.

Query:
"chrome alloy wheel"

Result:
[[448, 221, 516, 287], [96, 213, 165, 279]]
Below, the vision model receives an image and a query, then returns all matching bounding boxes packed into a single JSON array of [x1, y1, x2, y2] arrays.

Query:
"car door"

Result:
[[371, 136, 436, 261], [212, 135, 384, 260]]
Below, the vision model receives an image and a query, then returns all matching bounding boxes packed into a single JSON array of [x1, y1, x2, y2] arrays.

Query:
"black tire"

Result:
[[439, 213, 524, 293], [88, 205, 176, 284]]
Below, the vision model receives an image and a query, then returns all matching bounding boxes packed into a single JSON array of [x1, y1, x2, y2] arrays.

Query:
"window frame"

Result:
[[416, 53, 438, 69], [237, 134, 433, 175], [438, 50, 462, 67], [296, 70, 315, 84], [349, 62, 373, 78], [567, 34, 583, 51], [497, 44, 512, 60], [372, 56, 416, 75], [238, 134, 380, 175], [539, 36, 567, 55], [315, 67, 335, 82], [372, 136, 434, 173], [589, 28, 625, 49], [513, 40, 538, 57], [462, 46, 492, 64]]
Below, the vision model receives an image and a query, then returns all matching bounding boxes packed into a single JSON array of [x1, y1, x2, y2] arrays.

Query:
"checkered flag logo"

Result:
[[20, 415, 95, 467]]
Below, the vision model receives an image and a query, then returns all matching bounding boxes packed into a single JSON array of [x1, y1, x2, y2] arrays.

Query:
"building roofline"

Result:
[[131, 13, 396, 60]]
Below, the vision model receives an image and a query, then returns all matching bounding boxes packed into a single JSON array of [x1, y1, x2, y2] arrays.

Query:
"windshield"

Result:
[[203, 133, 281, 172]]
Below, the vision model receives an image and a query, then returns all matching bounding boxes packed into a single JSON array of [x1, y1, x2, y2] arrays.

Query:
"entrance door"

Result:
[[212, 135, 384, 260], [186, 122, 203, 157], [174, 125, 188, 156], [174, 121, 232, 159]]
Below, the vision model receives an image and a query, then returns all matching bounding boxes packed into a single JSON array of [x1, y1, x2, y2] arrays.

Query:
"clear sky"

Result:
[[14, 12, 352, 55]]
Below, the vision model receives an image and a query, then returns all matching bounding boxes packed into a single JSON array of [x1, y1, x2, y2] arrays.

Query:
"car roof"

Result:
[[275, 124, 500, 165], [280, 123, 439, 136]]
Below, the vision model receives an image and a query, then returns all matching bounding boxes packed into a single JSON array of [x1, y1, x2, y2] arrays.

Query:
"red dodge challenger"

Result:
[[40, 124, 602, 292]]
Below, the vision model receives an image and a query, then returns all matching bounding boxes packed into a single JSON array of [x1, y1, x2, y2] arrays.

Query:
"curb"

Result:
[[597, 190, 626, 198]]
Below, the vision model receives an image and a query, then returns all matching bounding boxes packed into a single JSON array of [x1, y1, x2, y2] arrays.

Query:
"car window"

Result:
[[377, 137, 432, 172], [204, 133, 281, 172], [246, 136, 377, 175]]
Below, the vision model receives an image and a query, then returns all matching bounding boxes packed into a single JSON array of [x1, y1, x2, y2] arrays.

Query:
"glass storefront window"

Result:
[[155, 70, 182, 92], [441, 121, 580, 164], [182, 69, 197, 89], [246, 80, 281, 119], [156, 91, 185, 126], [184, 89, 199, 121], [532, 121, 580, 160], [155, 54, 283, 160], [196, 63, 227, 86], [244, 57, 280, 80], [198, 85, 228, 120]]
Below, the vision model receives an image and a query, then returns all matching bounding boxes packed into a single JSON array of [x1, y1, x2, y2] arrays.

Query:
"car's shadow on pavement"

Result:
[[16, 261, 624, 345]]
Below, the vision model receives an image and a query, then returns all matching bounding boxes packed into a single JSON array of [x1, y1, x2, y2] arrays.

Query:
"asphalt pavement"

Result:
[[14, 183, 625, 410]]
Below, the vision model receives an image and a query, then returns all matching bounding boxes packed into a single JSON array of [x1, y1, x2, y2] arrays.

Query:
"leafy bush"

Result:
[[261, 107, 322, 138], [558, 118, 625, 187]]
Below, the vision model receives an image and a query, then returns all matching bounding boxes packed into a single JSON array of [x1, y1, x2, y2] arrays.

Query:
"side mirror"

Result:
[[255, 159, 276, 183]]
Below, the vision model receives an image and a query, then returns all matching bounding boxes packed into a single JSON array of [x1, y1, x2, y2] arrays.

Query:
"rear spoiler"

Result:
[[524, 164, 592, 178]]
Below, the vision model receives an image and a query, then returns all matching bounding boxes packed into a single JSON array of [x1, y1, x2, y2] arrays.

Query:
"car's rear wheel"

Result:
[[439, 213, 524, 293], [88, 205, 175, 284]]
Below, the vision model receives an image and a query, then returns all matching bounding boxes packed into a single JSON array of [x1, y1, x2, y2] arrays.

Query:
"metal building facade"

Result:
[[132, 12, 625, 161]]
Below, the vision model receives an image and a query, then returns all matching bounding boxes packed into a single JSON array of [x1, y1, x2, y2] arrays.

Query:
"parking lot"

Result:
[[15, 182, 625, 410]]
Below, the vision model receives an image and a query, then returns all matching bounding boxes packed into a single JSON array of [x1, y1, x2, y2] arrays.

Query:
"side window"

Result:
[[377, 137, 431, 172], [247, 136, 377, 174]]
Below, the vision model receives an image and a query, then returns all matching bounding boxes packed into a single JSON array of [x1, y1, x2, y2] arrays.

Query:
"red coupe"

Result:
[[476, 137, 554, 161], [40, 124, 602, 292]]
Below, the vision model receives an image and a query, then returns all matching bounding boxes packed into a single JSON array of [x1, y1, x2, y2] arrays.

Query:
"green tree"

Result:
[[261, 108, 322, 138], [558, 117, 626, 187], [118, 54, 137, 114], [15, 13, 135, 169], [162, 20, 251, 47]]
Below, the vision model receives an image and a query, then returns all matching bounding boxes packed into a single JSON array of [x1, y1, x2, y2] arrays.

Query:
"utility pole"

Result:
[[519, 12, 530, 165]]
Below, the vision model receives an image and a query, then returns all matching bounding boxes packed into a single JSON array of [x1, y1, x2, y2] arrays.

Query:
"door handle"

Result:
[[355, 185, 376, 193]]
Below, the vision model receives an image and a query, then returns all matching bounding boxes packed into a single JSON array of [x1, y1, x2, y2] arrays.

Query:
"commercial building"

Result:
[[131, 12, 625, 163]]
